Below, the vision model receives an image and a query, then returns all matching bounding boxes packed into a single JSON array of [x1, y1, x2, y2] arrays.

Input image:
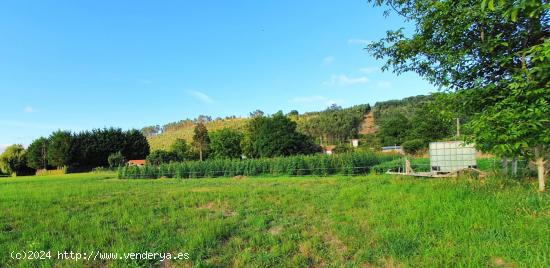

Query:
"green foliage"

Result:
[[108, 152, 126, 168], [47, 130, 72, 168], [333, 143, 353, 154], [69, 128, 150, 170], [297, 104, 369, 145], [170, 139, 192, 161], [402, 139, 426, 155], [146, 150, 178, 165], [209, 128, 243, 159], [119, 151, 397, 179], [26, 137, 49, 170], [368, 0, 549, 188], [377, 112, 411, 146], [0, 144, 33, 175], [192, 122, 210, 161], [243, 112, 322, 158]]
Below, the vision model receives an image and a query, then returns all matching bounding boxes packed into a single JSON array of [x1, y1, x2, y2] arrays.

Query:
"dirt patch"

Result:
[[223, 210, 237, 217], [233, 175, 248, 180], [268, 226, 283, 235], [324, 232, 348, 254], [199, 202, 216, 210], [198, 202, 237, 217], [380, 256, 404, 268], [491, 257, 516, 268], [299, 241, 313, 258]]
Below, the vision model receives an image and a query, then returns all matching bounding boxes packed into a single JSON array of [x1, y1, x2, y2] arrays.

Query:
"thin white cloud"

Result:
[[188, 90, 215, 104], [290, 95, 342, 106], [323, 75, 369, 86], [348, 38, 370, 45], [360, 67, 377, 74], [23, 106, 36, 113], [377, 81, 392, 88], [322, 56, 335, 66]]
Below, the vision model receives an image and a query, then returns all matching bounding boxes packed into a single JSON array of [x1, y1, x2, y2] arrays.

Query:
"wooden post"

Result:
[[535, 146, 546, 192], [405, 158, 412, 175]]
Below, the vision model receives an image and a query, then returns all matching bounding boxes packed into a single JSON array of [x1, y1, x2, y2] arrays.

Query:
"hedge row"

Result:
[[118, 152, 399, 179]]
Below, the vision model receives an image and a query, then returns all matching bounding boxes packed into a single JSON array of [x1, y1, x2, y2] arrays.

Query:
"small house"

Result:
[[127, 160, 146, 166]]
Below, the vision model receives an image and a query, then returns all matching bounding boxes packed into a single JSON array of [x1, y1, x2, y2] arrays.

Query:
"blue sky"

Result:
[[0, 0, 435, 152]]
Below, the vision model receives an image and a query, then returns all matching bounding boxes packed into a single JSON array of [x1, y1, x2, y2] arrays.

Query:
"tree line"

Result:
[[0, 128, 149, 175], [147, 112, 322, 165]]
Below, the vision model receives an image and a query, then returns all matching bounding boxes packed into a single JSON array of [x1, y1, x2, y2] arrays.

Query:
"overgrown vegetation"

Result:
[[119, 152, 397, 179]]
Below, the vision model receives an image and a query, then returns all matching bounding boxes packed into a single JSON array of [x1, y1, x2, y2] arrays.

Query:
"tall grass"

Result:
[[119, 152, 399, 179]]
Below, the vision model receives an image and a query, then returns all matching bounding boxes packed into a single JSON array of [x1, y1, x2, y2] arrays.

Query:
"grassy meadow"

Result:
[[1, 173, 549, 267]]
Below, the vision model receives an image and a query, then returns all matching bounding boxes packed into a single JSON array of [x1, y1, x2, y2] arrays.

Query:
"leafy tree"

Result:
[[288, 110, 300, 116], [377, 112, 411, 146], [146, 150, 178, 165], [26, 137, 49, 170], [249, 110, 265, 118], [209, 128, 243, 159], [122, 129, 150, 160], [407, 99, 455, 142], [243, 112, 322, 158], [0, 144, 32, 175], [140, 125, 161, 137], [108, 151, 126, 168], [48, 130, 72, 168], [367, 0, 549, 190], [171, 139, 191, 161], [68, 128, 149, 170], [192, 122, 210, 161]]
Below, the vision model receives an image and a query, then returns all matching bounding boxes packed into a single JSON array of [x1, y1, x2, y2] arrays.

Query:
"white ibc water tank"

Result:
[[429, 141, 477, 173]]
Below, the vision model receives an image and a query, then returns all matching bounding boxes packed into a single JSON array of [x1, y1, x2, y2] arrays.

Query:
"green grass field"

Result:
[[1, 173, 549, 267]]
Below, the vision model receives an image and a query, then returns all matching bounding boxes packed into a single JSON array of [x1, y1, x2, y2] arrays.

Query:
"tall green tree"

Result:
[[48, 130, 72, 168], [192, 122, 210, 161], [171, 139, 191, 161], [209, 128, 243, 159], [0, 144, 32, 175], [243, 112, 321, 158], [26, 137, 49, 170], [367, 0, 549, 190]]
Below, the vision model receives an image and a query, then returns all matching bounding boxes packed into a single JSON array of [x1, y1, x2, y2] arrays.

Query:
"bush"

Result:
[[146, 150, 178, 165], [119, 151, 398, 179], [333, 144, 353, 154], [402, 139, 426, 155], [108, 152, 126, 168]]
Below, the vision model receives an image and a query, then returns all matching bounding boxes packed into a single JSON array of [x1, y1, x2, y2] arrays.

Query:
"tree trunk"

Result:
[[535, 146, 546, 192], [502, 157, 509, 176], [199, 149, 203, 162], [512, 156, 518, 177]]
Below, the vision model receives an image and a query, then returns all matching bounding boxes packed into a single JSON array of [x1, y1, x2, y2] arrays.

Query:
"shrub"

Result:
[[146, 150, 178, 165], [333, 144, 353, 154], [108, 152, 126, 168], [402, 139, 426, 155]]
